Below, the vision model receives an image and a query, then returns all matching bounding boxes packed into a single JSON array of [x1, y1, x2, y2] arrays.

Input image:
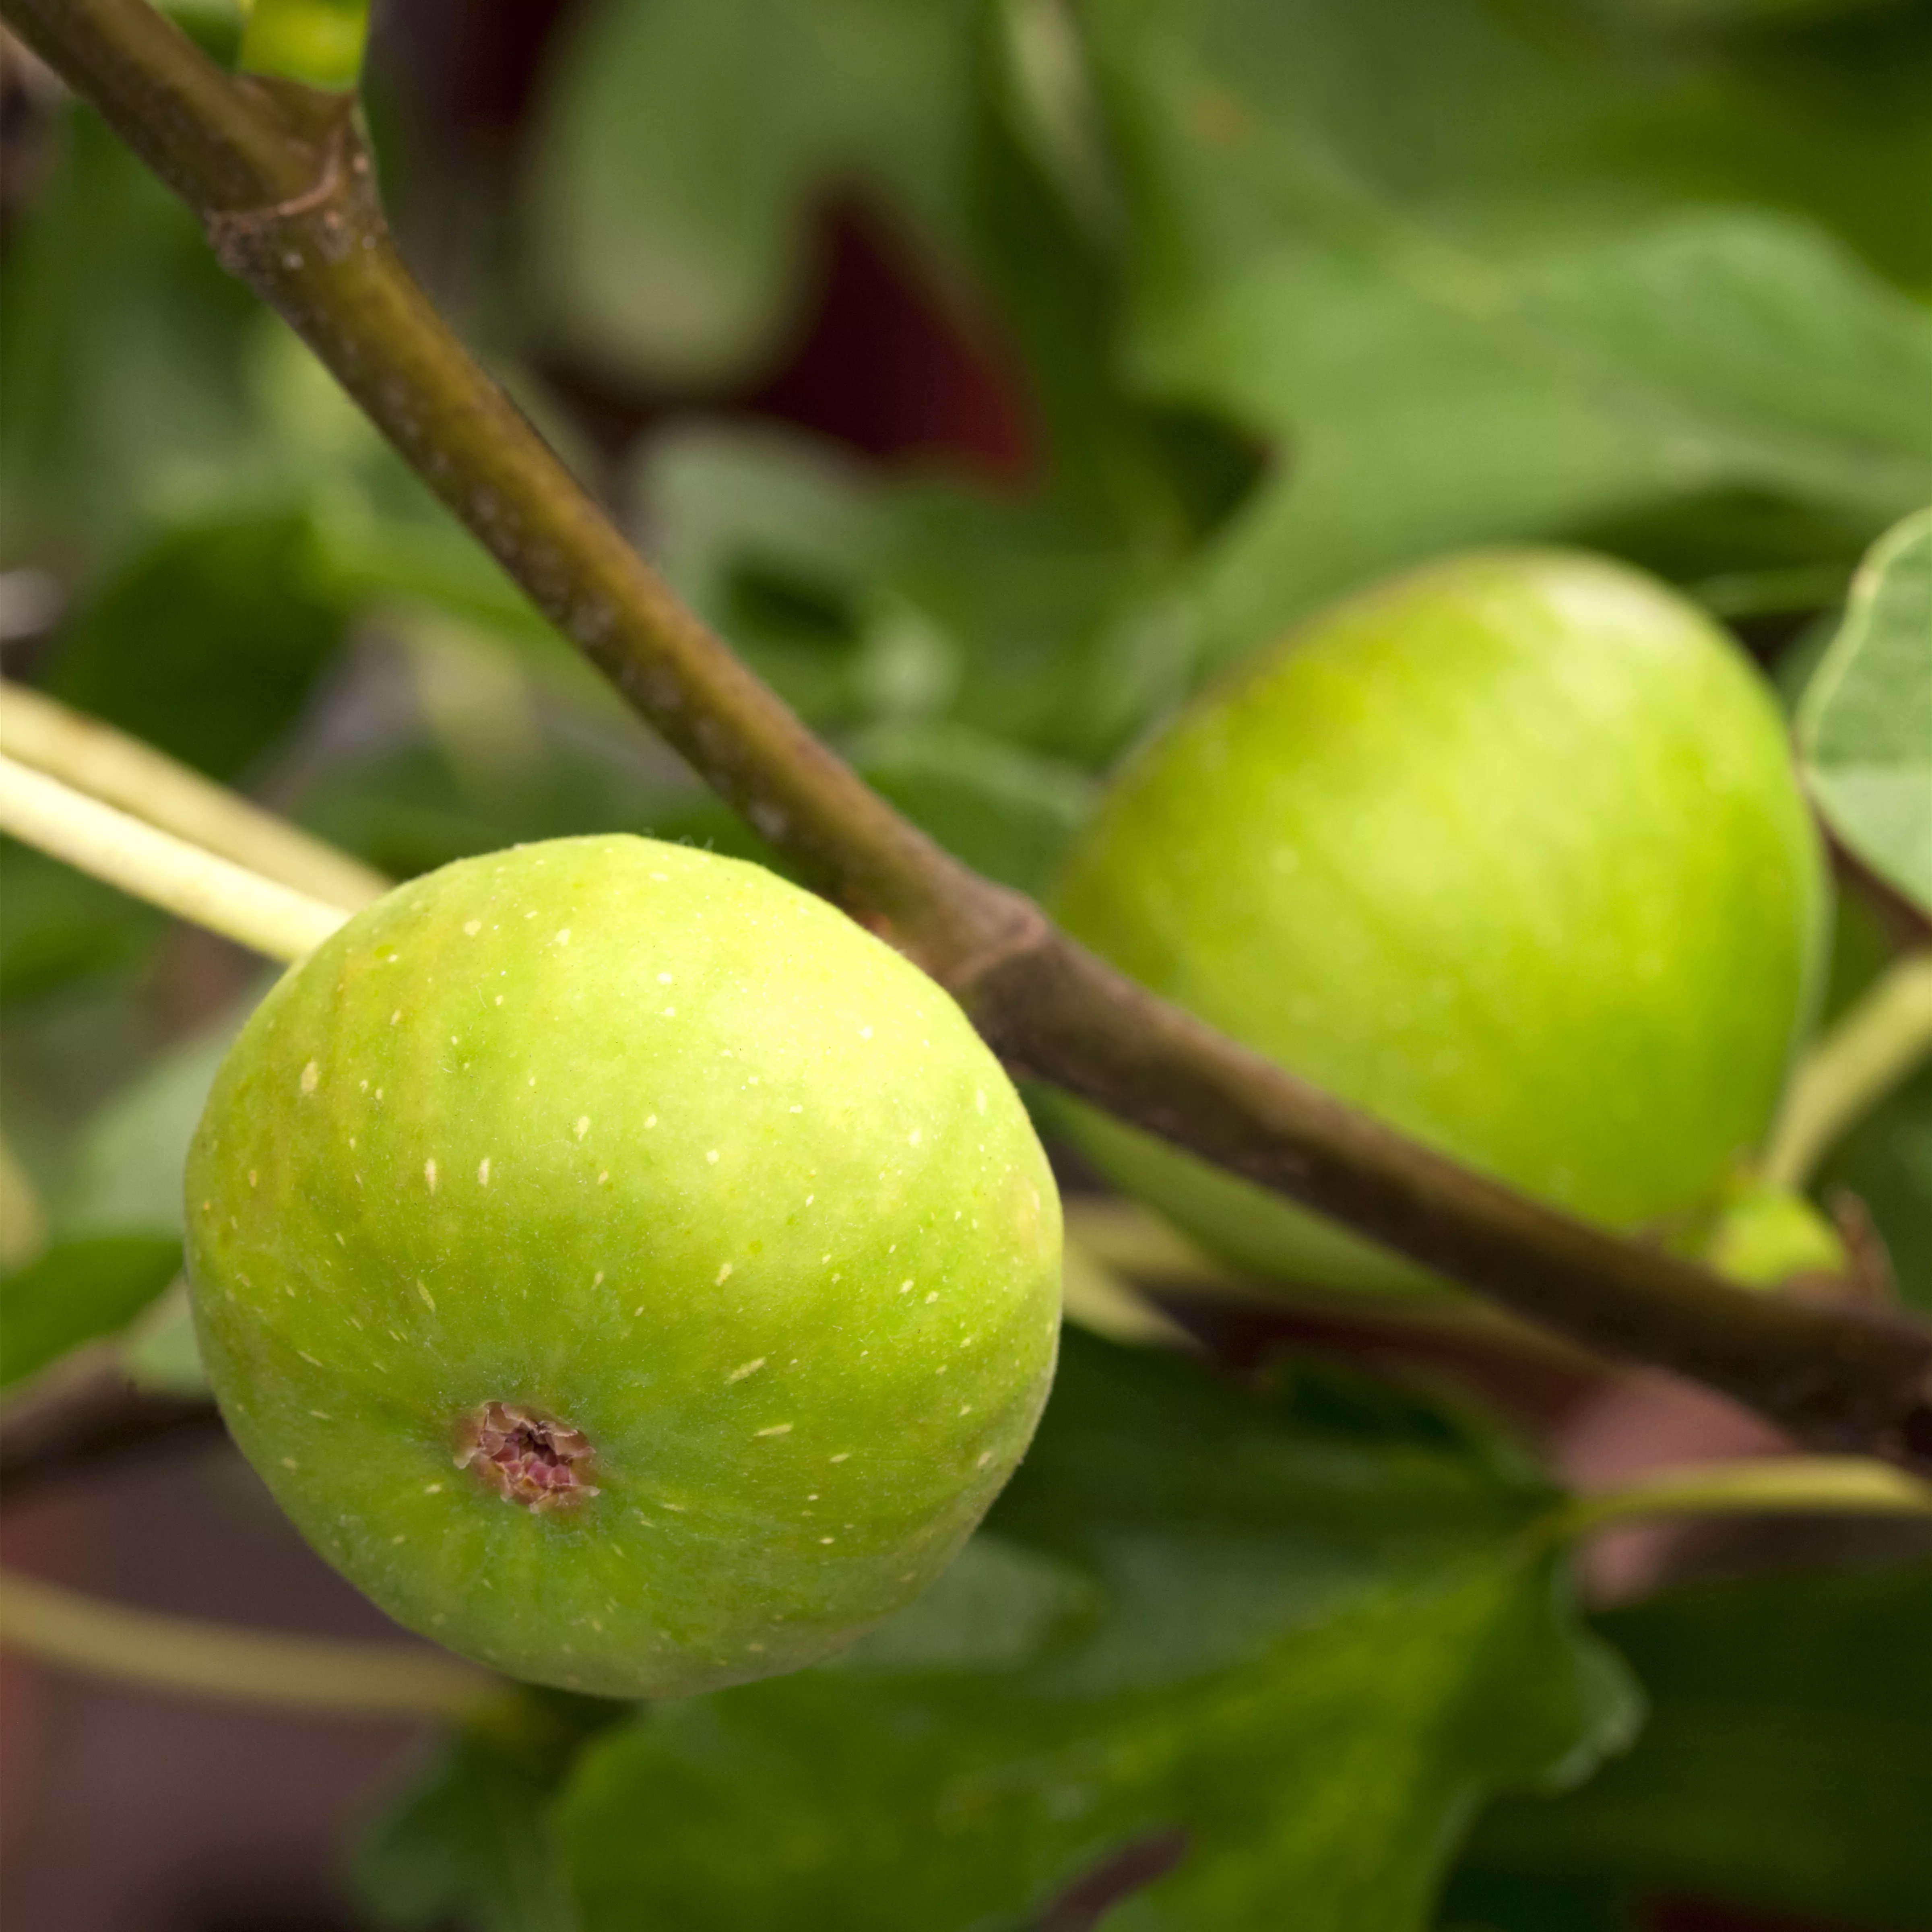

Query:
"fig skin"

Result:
[[186, 837, 1061, 1698], [1049, 549, 1827, 1296]]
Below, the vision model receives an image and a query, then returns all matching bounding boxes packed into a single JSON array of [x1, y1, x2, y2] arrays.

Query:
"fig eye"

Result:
[[454, 1400, 600, 1511]]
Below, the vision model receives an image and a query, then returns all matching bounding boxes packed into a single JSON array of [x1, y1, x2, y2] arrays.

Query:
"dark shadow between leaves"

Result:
[[1031, 1827, 1192, 1931]]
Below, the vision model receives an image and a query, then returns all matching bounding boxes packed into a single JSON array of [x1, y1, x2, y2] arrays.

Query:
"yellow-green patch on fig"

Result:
[[186, 837, 1061, 1698]]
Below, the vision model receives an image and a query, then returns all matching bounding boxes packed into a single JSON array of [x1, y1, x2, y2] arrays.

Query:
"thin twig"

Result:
[[0, 678, 390, 911], [1550, 1455, 1932, 1542], [8, 0, 1932, 1467], [0, 1563, 496, 1717], [0, 1127, 46, 1272], [0, 1368, 487, 1731], [1763, 951, 1932, 1191], [0, 753, 347, 960]]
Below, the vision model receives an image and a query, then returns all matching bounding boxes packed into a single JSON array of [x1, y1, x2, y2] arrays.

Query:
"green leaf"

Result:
[[827, 1532, 1100, 1675], [41, 510, 350, 782], [609, 641, 1114, 888], [1575, 4, 1932, 294], [1433, 1866, 1629, 1932], [157, 3, 248, 66], [1168, 208, 1932, 661], [353, 1693, 624, 1932], [634, 420, 1203, 758], [291, 670, 717, 885], [632, 421, 890, 724], [119, 1277, 208, 1397], [1799, 505, 1932, 915], [526, 0, 982, 386], [1463, 1558, 1932, 1931], [1818, 1059, 1932, 1309], [1086, 0, 1932, 659], [855, 721, 1095, 892], [555, 1337, 1636, 1932], [1513, 217, 1932, 524], [60, 1011, 254, 1237], [0, 1234, 182, 1391], [0, 842, 165, 1006], [0, 109, 256, 573]]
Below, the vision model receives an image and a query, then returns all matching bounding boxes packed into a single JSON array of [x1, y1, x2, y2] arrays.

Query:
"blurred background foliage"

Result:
[[2, 1, 1930, 1928]]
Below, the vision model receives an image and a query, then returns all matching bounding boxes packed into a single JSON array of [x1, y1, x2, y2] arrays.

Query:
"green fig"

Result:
[[1050, 549, 1827, 1296], [186, 837, 1061, 1697]]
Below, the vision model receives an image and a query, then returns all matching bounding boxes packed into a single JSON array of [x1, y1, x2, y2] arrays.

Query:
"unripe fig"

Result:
[[186, 838, 1061, 1698], [1050, 549, 1826, 1296]]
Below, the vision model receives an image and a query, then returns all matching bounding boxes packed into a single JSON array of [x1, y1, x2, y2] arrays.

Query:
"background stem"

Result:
[[0, 679, 390, 911], [1764, 951, 1932, 1190], [0, 1129, 47, 1272], [0, 753, 347, 961], [1553, 1455, 1932, 1541], [0, 1565, 495, 1717]]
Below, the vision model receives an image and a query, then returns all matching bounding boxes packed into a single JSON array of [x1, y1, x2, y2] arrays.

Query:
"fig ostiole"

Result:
[[186, 837, 1061, 1699], [1049, 548, 1827, 1297]]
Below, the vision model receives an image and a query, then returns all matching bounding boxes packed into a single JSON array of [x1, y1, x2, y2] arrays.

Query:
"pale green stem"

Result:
[[0, 1565, 495, 1717], [1062, 1198, 1248, 1291], [1763, 952, 1932, 1190], [0, 752, 348, 962], [1060, 1234, 1197, 1348], [1550, 1455, 1932, 1543], [0, 1127, 47, 1273], [0, 679, 389, 912]]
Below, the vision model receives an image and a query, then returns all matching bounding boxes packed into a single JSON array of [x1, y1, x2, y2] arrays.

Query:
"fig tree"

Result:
[[1050, 549, 1827, 1296], [186, 837, 1061, 1698]]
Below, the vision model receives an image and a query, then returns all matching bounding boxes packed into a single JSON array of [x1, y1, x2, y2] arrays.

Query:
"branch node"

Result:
[[202, 111, 371, 277], [934, 890, 1055, 1005]]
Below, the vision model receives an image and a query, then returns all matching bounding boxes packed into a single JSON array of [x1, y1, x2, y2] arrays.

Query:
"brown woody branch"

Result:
[[6, 0, 1932, 1469]]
